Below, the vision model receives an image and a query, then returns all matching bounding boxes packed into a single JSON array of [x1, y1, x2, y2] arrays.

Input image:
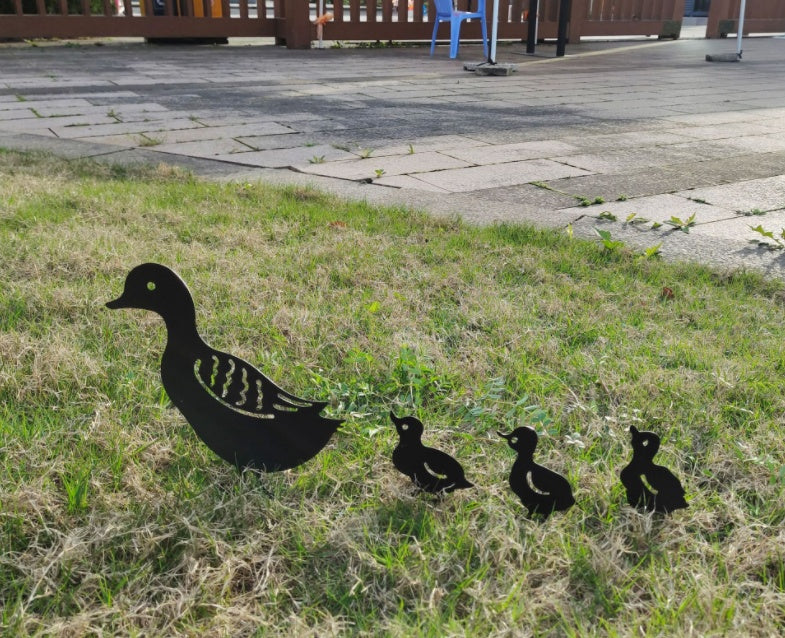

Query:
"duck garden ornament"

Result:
[[620, 425, 688, 514], [106, 263, 341, 472], [390, 412, 473, 494], [498, 426, 575, 520]]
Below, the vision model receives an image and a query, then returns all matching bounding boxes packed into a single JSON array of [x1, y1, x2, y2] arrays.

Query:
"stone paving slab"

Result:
[[2, 114, 119, 130], [558, 194, 738, 226], [214, 144, 355, 168], [687, 210, 785, 242], [674, 175, 785, 214], [49, 118, 205, 139], [440, 140, 580, 165], [363, 135, 490, 158], [412, 159, 591, 193], [2, 36, 785, 278], [153, 138, 254, 157], [712, 134, 785, 154], [296, 151, 472, 180]]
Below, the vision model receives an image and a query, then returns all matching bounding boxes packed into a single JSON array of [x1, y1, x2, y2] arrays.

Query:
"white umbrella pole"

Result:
[[736, 0, 747, 58], [489, 0, 499, 64]]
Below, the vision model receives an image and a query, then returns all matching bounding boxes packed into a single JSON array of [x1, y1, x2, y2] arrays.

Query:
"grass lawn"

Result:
[[2, 149, 785, 636]]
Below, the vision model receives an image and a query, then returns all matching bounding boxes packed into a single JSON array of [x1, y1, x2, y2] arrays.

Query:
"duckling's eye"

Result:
[[511, 437, 518, 445], [147, 281, 156, 291], [402, 424, 409, 430], [642, 440, 649, 446]]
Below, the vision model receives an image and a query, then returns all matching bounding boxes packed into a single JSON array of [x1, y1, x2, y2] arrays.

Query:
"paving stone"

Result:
[[675, 175, 785, 214], [711, 134, 785, 154], [475, 182, 581, 208], [412, 160, 591, 193], [687, 210, 785, 242], [0, 114, 118, 131], [366, 136, 489, 158], [152, 138, 254, 157], [561, 130, 689, 152], [214, 144, 355, 168], [558, 194, 738, 225], [50, 118, 204, 139], [374, 174, 451, 192], [667, 122, 774, 140], [550, 146, 710, 174], [297, 151, 472, 180], [440, 140, 580, 165]]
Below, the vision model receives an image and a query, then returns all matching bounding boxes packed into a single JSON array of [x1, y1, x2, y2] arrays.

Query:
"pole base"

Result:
[[705, 53, 741, 62], [464, 62, 518, 76]]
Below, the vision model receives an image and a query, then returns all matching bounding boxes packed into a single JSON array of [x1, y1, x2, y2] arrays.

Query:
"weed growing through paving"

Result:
[[664, 213, 697, 233], [309, 155, 326, 164], [2, 150, 785, 635]]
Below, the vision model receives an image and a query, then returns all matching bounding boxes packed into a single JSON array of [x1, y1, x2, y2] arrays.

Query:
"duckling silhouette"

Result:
[[389, 412, 473, 494], [106, 263, 341, 472], [498, 426, 575, 519], [620, 425, 687, 514]]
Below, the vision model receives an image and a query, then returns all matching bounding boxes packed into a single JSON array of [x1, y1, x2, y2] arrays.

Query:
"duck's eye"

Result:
[[402, 424, 409, 430], [642, 440, 649, 446], [147, 281, 156, 291], [511, 437, 518, 445]]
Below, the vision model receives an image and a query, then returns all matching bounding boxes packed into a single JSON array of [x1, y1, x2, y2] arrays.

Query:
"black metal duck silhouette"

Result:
[[499, 426, 575, 519], [389, 412, 473, 494], [620, 425, 687, 514], [106, 263, 341, 472]]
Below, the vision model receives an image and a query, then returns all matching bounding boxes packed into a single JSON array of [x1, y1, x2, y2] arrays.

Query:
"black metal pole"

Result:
[[526, 0, 539, 54], [556, 0, 571, 57]]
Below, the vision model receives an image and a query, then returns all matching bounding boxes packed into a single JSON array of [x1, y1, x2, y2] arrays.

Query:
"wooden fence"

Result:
[[1, 0, 781, 48], [707, 0, 785, 38]]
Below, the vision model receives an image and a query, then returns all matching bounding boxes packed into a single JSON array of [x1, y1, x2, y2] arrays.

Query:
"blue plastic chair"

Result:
[[430, 0, 488, 59]]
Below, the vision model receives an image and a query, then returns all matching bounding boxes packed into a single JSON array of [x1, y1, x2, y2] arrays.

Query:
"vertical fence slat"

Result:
[[35, 0, 45, 14], [413, 0, 423, 21], [332, 0, 344, 21], [397, 0, 407, 23], [239, 0, 248, 18], [350, 0, 360, 22], [102, 0, 112, 16], [382, 0, 391, 22]]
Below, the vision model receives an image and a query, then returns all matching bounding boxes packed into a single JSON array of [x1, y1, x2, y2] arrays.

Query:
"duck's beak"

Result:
[[497, 430, 511, 440], [106, 293, 129, 310]]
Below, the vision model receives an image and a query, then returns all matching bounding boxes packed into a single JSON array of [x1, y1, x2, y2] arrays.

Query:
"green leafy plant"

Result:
[[374, 168, 385, 178], [625, 213, 649, 225], [640, 243, 663, 259], [309, 155, 326, 164], [594, 227, 624, 251], [359, 148, 374, 159], [598, 211, 617, 221], [750, 224, 785, 249], [616, 194, 629, 201], [664, 213, 696, 233], [408, 144, 415, 155]]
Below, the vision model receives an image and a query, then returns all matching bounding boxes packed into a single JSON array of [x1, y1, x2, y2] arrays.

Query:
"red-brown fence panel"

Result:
[[707, 0, 785, 38]]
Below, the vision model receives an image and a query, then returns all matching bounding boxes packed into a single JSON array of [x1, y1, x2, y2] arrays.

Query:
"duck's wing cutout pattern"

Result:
[[194, 353, 324, 419]]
